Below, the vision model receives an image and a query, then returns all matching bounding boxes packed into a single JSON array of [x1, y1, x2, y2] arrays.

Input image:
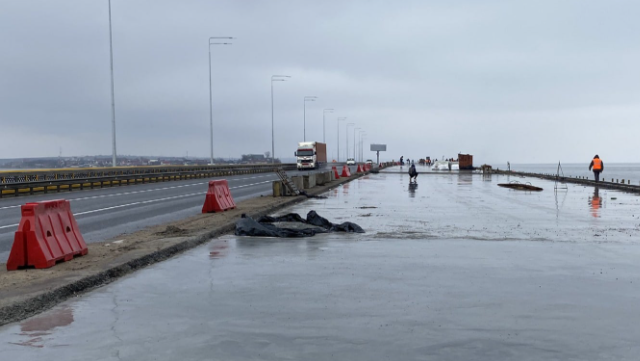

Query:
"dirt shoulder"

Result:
[[0, 174, 363, 326]]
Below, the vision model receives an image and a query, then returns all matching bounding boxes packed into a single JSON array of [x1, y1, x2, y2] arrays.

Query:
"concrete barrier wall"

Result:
[[272, 170, 362, 197], [272, 170, 348, 197], [272, 181, 300, 197], [326, 171, 333, 183], [316, 171, 331, 185], [291, 176, 304, 191], [303, 174, 316, 189]]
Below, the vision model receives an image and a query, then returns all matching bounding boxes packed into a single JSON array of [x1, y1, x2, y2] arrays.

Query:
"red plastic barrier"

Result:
[[7, 200, 88, 270], [341, 165, 352, 177], [332, 166, 341, 179], [364, 164, 370, 171], [202, 179, 236, 213], [356, 164, 364, 173]]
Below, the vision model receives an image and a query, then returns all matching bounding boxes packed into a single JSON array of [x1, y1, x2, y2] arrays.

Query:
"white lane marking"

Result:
[[0, 179, 275, 228], [74, 192, 204, 216], [229, 180, 273, 190], [0, 175, 275, 210], [0, 205, 21, 211]]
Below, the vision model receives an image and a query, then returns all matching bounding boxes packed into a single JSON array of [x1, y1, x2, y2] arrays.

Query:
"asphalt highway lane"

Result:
[[0, 166, 353, 262]]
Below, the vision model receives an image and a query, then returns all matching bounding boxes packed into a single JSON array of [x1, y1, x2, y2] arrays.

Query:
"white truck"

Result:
[[295, 141, 327, 170]]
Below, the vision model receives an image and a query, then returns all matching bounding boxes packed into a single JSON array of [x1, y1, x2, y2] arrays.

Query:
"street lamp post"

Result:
[[107, 0, 117, 167], [303, 96, 317, 142], [359, 131, 366, 162], [346, 123, 355, 160], [337, 117, 347, 162], [271, 75, 291, 164], [362, 135, 368, 162], [357, 131, 362, 162], [322, 109, 333, 143], [353, 127, 361, 162], [208, 36, 234, 165]]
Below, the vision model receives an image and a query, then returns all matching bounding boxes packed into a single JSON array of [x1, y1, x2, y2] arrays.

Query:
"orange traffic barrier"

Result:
[[202, 179, 236, 213], [341, 165, 352, 177], [7, 199, 88, 270], [332, 166, 341, 179]]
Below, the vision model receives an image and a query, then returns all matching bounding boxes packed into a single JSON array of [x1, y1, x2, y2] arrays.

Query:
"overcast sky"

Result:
[[1, 0, 639, 164]]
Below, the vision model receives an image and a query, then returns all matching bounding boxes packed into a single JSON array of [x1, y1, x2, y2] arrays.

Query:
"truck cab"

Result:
[[295, 141, 327, 170]]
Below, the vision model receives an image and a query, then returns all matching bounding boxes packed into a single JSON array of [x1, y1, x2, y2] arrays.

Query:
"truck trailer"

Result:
[[295, 141, 327, 170], [458, 153, 473, 170]]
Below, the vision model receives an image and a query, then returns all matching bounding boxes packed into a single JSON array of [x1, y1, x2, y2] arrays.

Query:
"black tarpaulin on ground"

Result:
[[235, 211, 365, 237]]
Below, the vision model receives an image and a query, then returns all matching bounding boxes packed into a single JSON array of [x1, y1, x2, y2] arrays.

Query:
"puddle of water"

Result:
[[9, 306, 74, 348], [293, 172, 640, 245], [208, 239, 229, 259]]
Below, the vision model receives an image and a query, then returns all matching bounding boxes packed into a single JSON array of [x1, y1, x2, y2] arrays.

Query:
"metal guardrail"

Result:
[[0, 164, 295, 184], [0, 164, 296, 198]]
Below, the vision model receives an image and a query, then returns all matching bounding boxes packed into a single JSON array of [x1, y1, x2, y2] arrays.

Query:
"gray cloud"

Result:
[[1, 0, 639, 164]]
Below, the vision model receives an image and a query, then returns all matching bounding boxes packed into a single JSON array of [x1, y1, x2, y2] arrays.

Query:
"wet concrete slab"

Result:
[[1, 169, 640, 360]]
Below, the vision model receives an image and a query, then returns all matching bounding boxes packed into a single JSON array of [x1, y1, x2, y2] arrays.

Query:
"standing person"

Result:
[[588, 155, 604, 182], [400, 156, 404, 166]]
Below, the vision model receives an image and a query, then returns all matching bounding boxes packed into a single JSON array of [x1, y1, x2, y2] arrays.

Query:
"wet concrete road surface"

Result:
[[1, 168, 640, 360]]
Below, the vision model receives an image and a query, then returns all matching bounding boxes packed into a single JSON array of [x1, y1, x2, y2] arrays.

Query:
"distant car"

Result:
[[346, 158, 356, 165], [365, 159, 373, 165]]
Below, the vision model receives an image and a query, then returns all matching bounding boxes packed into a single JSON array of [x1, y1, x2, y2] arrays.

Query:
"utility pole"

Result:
[[208, 36, 234, 164], [108, 0, 117, 167], [303, 96, 317, 142], [337, 117, 347, 162]]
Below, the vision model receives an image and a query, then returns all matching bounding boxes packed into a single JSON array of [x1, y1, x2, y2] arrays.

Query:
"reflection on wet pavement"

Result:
[[407, 182, 417, 197], [351, 172, 639, 243], [208, 239, 229, 259], [1, 170, 640, 360], [589, 187, 602, 218], [10, 306, 74, 348]]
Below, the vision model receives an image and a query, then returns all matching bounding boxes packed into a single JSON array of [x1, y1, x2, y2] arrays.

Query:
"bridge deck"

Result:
[[1, 167, 639, 359]]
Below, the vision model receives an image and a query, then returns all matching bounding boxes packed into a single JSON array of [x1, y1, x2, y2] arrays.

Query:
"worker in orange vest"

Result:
[[588, 155, 604, 182]]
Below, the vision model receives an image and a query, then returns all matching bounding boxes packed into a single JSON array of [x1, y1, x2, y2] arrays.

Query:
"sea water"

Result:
[[507, 163, 640, 184]]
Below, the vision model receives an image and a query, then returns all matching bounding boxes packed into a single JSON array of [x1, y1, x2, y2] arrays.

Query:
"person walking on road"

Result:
[[589, 155, 604, 182]]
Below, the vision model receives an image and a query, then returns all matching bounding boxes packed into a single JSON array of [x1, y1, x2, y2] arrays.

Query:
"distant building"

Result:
[[241, 154, 267, 163]]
